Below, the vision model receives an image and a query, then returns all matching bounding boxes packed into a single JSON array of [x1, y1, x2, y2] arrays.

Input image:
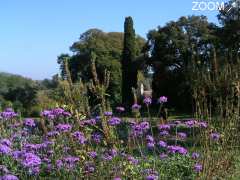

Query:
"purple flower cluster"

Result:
[[158, 124, 171, 131], [131, 104, 141, 110], [0, 108, 17, 120], [146, 135, 155, 149], [143, 97, 152, 106], [0, 174, 19, 180], [210, 132, 220, 141], [158, 96, 168, 104], [57, 156, 80, 170], [177, 132, 187, 139], [80, 119, 96, 126], [24, 118, 36, 127], [72, 131, 86, 144], [158, 140, 167, 148], [55, 123, 72, 132], [167, 145, 188, 155], [131, 121, 150, 137], [91, 133, 102, 144], [22, 153, 41, 169], [41, 108, 71, 120], [194, 163, 203, 172], [104, 111, 113, 116], [102, 149, 118, 161], [108, 117, 121, 126]]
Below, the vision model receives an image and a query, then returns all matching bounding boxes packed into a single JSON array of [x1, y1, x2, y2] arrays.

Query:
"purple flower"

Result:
[[167, 145, 188, 155], [191, 152, 200, 159], [24, 118, 36, 127], [158, 140, 167, 148], [0, 108, 17, 120], [143, 97, 152, 106], [0, 144, 11, 155], [1, 174, 19, 180], [159, 130, 169, 136], [116, 107, 125, 112], [210, 132, 220, 141], [113, 177, 121, 180], [84, 162, 95, 173], [127, 156, 139, 165], [177, 132, 187, 139], [56, 159, 63, 169], [147, 142, 155, 149], [185, 120, 197, 128], [131, 104, 141, 110], [47, 131, 60, 137], [55, 123, 72, 132], [72, 131, 86, 144], [80, 119, 96, 126], [104, 111, 113, 116], [194, 163, 203, 172], [140, 121, 150, 130], [198, 121, 207, 128], [88, 151, 97, 158], [22, 153, 41, 168], [0, 139, 12, 147], [146, 135, 154, 143], [146, 174, 158, 180], [108, 117, 121, 126], [91, 133, 102, 144], [158, 124, 171, 131], [158, 96, 168, 104]]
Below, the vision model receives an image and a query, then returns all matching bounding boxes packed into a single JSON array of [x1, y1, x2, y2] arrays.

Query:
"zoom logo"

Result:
[[192, 1, 225, 11]]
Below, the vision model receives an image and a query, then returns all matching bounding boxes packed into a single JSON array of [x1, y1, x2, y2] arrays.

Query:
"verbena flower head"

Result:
[[0, 144, 11, 155], [146, 174, 158, 180], [167, 145, 188, 155], [1, 174, 19, 180], [192, 152, 200, 159], [116, 106, 125, 112], [55, 123, 72, 133], [113, 177, 121, 180], [158, 140, 167, 148], [210, 132, 220, 141], [159, 130, 169, 136], [127, 155, 139, 165], [194, 163, 203, 173], [158, 96, 168, 104], [72, 131, 86, 144], [140, 121, 150, 130], [158, 124, 171, 131], [24, 118, 36, 127], [91, 133, 102, 144], [0, 139, 12, 147], [177, 132, 187, 139], [0, 108, 18, 120], [22, 153, 41, 168], [131, 104, 141, 110], [80, 119, 96, 126], [108, 117, 121, 126], [104, 111, 113, 116], [143, 97, 152, 106], [88, 151, 97, 158]]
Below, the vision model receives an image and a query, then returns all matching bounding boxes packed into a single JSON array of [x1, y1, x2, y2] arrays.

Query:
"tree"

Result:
[[218, 0, 240, 62], [57, 28, 145, 106], [147, 16, 219, 111], [122, 17, 137, 108]]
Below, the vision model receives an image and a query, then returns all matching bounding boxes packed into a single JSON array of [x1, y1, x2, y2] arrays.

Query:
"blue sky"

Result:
[[0, 0, 227, 80]]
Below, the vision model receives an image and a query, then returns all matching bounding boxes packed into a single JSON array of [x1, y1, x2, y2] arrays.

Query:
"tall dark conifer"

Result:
[[122, 16, 137, 109]]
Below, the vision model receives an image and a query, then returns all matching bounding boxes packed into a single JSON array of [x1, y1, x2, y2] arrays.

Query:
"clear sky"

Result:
[[0, 0, 228, 80]]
